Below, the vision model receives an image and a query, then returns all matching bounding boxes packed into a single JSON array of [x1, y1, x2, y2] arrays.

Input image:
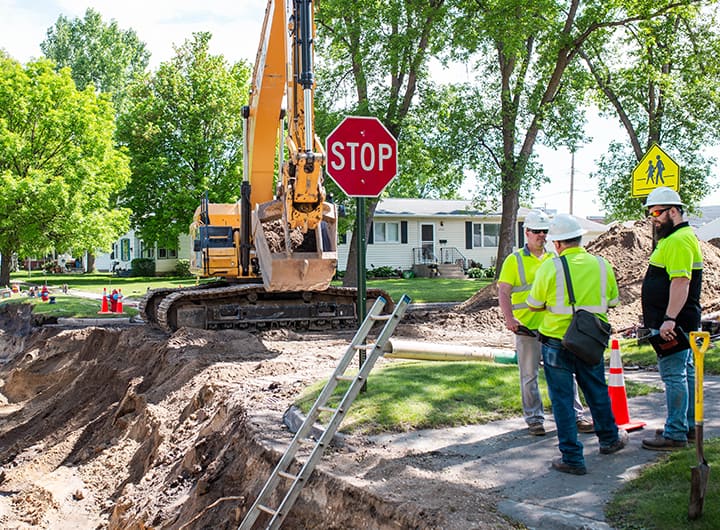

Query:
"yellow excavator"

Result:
[[141, 0, 387, 332]]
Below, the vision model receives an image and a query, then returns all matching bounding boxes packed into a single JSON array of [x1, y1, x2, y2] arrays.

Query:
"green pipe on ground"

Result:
[[383, 339, 517, 364]]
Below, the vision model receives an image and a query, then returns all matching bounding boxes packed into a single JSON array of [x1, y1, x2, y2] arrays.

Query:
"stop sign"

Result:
[[325, 116, 398, 197]]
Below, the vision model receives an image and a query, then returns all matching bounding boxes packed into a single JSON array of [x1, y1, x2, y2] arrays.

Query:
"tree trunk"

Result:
[[495, 180, 520, 280], [0, 251, 11, 287], [87, 253, 95, 273], [342, 198, 379, 287]]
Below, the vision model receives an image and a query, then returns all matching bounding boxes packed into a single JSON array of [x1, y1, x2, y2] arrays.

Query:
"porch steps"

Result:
[[437, 263, 465, 279]]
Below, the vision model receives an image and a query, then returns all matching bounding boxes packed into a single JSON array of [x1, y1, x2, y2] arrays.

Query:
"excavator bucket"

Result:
[[253, 200, 338, 292]]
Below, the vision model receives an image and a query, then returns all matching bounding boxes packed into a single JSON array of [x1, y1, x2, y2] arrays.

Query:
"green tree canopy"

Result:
[[581, 4, 719, 219], [116, 32, 251, 248], [0, 54, 131, 285], [41, 8, 150, 112]]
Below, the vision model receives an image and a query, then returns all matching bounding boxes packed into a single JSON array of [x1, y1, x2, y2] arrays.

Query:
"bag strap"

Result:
[[559, 255, 576, 312]]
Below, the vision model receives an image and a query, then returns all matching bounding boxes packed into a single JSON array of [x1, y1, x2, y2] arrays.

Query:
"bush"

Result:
[[467, 266, 495, 279], [367, 266, 400, 278], [175, 259, 191, 277], [131, 258, 155, 277]]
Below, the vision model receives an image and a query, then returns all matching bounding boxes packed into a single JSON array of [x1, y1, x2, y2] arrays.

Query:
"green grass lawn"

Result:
[[12, 294, 139, 318], [607, 438, 720, 529], [295, 358, 656, 434]]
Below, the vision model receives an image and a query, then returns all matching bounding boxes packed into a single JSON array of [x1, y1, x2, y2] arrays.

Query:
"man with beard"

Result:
[[641, 187, 703, 451]]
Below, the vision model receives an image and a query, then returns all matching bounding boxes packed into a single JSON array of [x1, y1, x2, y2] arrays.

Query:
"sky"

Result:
[[2, 0, 719, 217]]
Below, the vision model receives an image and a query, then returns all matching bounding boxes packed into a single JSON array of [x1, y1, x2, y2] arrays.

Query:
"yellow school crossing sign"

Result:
[[631, 144, 680, 197]]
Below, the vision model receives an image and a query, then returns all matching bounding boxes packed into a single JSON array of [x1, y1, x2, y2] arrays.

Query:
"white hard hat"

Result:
[[523, 209, 551, 230], [548, 214, 586, 241], [644, 186, 684, 207]]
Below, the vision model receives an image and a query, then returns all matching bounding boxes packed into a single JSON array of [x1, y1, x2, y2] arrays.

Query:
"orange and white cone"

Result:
[[115, 289, 123, 314], [98, 288, 112, 314], [608, 339, 646, 431]]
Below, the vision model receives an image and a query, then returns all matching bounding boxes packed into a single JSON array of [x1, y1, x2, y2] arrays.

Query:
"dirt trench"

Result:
[[0, 308, 496, 529]]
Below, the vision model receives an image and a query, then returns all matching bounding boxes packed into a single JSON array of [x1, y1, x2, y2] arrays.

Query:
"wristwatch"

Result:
[[663, 314, 676, 322]]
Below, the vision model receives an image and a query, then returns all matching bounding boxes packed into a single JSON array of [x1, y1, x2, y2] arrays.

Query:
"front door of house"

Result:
[[420, 223, 435, 262]]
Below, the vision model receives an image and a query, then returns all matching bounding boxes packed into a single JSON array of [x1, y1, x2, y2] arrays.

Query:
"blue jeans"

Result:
[[542, 338, 619, 468], [653, 330, 695, 441]]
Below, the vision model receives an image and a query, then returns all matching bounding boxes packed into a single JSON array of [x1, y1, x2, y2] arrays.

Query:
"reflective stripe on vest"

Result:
[[546, 255, 608, 315], [510, 251, 530, 310]]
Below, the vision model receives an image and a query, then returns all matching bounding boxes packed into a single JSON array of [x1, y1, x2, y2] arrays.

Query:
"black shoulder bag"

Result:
[[559, 255, 612, 365]]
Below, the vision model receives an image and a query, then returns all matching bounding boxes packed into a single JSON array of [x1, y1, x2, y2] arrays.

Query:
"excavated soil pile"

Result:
[[2, 219, 720, 529]]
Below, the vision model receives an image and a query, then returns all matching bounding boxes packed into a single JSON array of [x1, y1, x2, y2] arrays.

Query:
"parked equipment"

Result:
[[689, 331, 711, 520], [140, 0, 387, 332]]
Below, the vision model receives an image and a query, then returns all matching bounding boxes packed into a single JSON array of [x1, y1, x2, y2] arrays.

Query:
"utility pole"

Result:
[[569, 151, 575, 215]]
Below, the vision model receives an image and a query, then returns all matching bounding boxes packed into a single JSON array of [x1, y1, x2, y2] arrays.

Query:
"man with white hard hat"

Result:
[[527, 214, 627, 474], [640, 187, 702, 451], [498, 210, 592, 436]]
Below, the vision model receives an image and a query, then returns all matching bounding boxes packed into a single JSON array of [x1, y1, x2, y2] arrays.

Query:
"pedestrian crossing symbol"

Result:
[[631, 144, 680, 197]]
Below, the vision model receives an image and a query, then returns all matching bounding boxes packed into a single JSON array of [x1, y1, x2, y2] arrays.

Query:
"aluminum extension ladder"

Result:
[[238, 293, 411, 530]]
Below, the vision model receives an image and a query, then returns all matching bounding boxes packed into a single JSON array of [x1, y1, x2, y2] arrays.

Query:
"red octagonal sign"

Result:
[[325, 116, 398, 197]]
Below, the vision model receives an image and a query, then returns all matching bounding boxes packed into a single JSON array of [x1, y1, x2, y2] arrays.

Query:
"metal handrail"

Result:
[[440, 247, 468, 270]]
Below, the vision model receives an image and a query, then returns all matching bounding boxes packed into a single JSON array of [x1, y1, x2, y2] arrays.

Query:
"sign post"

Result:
[[631, 144, 680, 198], [326, 116, 398, 384]]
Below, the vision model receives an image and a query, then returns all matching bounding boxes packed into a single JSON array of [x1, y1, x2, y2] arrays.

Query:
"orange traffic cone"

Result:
[[608, 339, 646, 431], [115, 289, 123, 314], [98, 288, 112, 314]]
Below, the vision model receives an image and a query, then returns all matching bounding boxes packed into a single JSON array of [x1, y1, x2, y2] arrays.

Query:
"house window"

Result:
[[120, 238, 131, 261], [473, 223, 500, 247], [158, 248, 178, 260], [373, 222, 400, 243]]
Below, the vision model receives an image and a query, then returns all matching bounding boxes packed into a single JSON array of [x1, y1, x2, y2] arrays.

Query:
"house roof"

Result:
[[688, 205, 720, 229], [374, 198, 503, 217], [373, 198, 607, 233]]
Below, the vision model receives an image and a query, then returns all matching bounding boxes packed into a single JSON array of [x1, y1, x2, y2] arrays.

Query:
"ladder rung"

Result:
[[353, 343, 376, 351], [318, 406, 340, 413], [258, 504, 277, 516], [278, 470, 298, 480], [371, 314, 392, 321], [335, 375, 354, 381]]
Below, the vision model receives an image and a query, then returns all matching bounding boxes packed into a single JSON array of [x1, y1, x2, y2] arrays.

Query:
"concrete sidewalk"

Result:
[[367, 371, 720, 529]]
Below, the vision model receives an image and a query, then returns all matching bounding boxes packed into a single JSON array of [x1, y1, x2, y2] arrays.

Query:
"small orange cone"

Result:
[[608, 339, 646, 431], [115, 289, 123, 313], [98, 288, 112, 314]]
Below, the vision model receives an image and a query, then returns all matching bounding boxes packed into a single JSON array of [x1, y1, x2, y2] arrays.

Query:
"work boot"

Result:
[[600, 429, 629, 454], [576, 417, 594, 433], [528, 423, 546, 436], [655, 427, 695, 443], [642, 434, 687, 451], [551, 458, 587, 475]]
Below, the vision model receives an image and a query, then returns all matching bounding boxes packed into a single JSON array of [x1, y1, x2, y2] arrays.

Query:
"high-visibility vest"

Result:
[[498, 246, 553, 329], [527, 247, 619, 339]]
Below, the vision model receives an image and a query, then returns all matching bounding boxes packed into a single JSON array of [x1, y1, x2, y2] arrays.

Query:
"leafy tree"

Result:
[[450, 0, 697, 277], [580, 4, 719, 219], [0, 55, 130, 285], [315, 0, 453, 284], [116, 33, 251, 248], [41, 8, 150, 113]]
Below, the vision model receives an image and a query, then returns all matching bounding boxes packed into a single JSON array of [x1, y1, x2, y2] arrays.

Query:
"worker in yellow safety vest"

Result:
[[498, 210, 592, 437], [527, 214, 627, 475]]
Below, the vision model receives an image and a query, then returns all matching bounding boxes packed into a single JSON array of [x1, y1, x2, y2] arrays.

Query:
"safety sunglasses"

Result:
[[647, 207, 672, 218], [528, 229, 548, 234]]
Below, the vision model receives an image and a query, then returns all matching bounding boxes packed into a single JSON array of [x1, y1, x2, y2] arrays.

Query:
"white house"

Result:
[[337, 198, 608, 272], [95, 229, 191, 274]]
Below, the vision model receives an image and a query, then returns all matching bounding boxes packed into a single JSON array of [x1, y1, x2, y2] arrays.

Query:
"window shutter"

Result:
[[401, 221, 408, 244], [368, 222, 374, 244], [465, 222, 473, 249]]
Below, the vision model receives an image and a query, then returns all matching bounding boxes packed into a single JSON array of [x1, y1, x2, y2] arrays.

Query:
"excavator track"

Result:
[[140, 283, 392, 334]]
